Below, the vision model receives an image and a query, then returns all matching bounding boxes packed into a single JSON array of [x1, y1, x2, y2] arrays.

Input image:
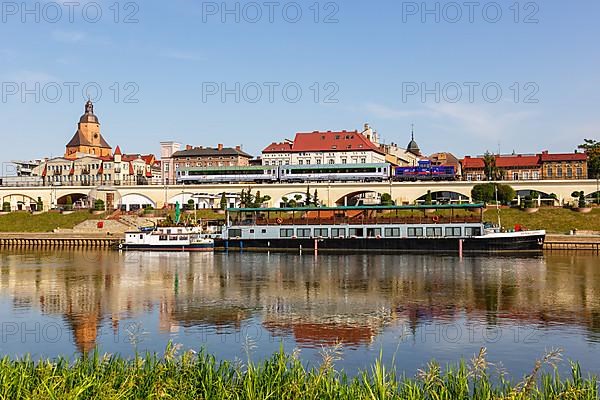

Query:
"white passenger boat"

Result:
[[121, 226, 214, 252]]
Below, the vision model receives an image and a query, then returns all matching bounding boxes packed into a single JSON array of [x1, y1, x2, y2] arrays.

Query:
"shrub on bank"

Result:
[[0, 346, 596, 399]]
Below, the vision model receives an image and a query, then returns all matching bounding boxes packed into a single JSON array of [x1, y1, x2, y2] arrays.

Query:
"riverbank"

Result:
[[0, 211, 104, 232], [483, 207, 600, 234], [0, 348, 596, 399]]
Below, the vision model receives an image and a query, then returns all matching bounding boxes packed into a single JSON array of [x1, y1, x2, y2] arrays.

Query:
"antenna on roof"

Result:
[[411, 123, 415, 140]]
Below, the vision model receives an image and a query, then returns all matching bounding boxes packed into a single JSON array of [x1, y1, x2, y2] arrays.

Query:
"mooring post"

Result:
[[459, 239, 463, 258]]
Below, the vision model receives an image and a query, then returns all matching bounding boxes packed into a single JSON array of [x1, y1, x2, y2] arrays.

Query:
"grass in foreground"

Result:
[[0, 211, 103, 233], [483, 207, 600, 234], [0, 345, 596, 399]]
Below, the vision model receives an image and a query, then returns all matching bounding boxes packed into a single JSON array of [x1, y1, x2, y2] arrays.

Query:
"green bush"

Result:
[[2, 202, 10, 212], [471, 183, 515, 205], [94, 199, 105, 211]]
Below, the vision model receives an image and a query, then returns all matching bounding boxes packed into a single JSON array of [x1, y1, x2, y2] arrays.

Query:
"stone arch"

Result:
[[515, 189, 557, 206], [118, 193, 157, 212], [335, 190, 384, 206], [56, 193, 90, 209], [1, 193, 39, 211], [415, 190, 470, 205], [275, 191, 309, 208]]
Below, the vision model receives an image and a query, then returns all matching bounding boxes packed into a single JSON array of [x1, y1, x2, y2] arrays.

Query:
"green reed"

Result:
[[0, 344, 596, 400]]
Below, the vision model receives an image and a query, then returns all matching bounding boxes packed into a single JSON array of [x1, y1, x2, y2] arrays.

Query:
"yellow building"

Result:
[[65, 100, 112, 158]]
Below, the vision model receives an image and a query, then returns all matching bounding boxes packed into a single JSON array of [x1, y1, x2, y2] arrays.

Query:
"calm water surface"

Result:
[[1, 250, 599, 377]]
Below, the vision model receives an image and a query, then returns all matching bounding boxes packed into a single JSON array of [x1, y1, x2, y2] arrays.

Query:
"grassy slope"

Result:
[[483, 208, 600, 234], [0, 211, 102, 233]]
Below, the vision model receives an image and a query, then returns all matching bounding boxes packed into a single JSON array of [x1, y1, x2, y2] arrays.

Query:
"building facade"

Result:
[[262, 130, 386, 166], [172, 144, 253, 174], [159, 141, 181, 185], [539, 151, 587, 180]]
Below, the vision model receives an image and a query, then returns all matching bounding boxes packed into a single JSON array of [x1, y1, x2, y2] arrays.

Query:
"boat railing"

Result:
[[246, 216, 482, 226]]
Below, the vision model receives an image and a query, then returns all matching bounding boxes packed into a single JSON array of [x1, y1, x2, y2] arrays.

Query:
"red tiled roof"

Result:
[[264, 131, 384, 155], [263, 142, 293, 153], [539, 152, 587, 162], [114, 145, 122, 156], [462, 155, 540, 169], [129, 162, 134, 175], [495, 155, 539, 167], [461, 157, 485, 169]]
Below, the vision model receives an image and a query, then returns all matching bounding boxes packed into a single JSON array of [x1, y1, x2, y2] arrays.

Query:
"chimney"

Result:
[[186, 145, 192, 150], [218, 144, 223, 151], [235, 145, 241, 151]]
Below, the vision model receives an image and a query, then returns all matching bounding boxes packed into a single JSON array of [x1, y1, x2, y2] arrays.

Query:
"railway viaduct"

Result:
[[1, 180, 598, 211]]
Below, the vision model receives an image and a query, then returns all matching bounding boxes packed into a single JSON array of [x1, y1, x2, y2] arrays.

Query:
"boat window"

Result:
[[445, 227, 462, 237], [465, 227, 482, 237], [314, 228, 328, 237], [159, 235, 167, 241], [166, 229, 171, 234], [385, 228, 401, 237], [228, 229, 242, 238], [297, 228, 311, 238], [426, 227, 443, 237], [179, 236, 187, 240], [169, 236, 178, 241], [407, 227, 423, 237], [261, 229, 267, 233], [349, 228, 364, 237], [249, 229, 255, 234], [280, 228, 294, 238], [367, 228, 382, 238], [331, 228, 345, 238], [139, 235, 143, 239]]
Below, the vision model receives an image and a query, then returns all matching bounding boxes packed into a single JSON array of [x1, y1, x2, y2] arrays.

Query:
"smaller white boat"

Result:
[[121, 225, 214, 252]]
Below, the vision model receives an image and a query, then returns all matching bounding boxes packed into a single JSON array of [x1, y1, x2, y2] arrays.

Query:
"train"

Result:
[[178, 161, 457, 185]]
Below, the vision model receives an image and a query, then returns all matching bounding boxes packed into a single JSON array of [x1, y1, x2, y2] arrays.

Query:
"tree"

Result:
[[523, 195, 534, 209], [305, 186, 312, 206], [483, 151, 500, 181], [380, 193, 394, 206], [579, 192, 587, 208], [579, 139, 600, 179], [313, 189, 319, 206], [94, 199, 105, 211], [424, 190, 433, 205], [496, 184, 515, 205], [2, 202, 10, 212], [187, 199, 195, 211], [65, 196, 73, 211], [220, 193, 228, 210], [281, 196, 289, 208], [36, 197, 43, 212]]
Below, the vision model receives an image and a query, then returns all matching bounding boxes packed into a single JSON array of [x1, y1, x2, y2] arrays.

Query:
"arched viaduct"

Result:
[[0, 180, 598, 211]]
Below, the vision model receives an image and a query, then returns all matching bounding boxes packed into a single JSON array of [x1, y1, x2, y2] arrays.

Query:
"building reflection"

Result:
[[0, 251, 599, 353]]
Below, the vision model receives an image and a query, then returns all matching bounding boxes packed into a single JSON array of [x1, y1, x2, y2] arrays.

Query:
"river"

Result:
[[0, 250, 599, 377]]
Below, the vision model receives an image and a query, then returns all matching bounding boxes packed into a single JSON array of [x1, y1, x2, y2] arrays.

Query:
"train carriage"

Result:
[[279, 163, 390, 183], [178, 166, 279, 184]]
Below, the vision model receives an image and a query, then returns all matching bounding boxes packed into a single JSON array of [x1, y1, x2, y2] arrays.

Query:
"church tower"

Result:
[[65, 100, 112, 158]]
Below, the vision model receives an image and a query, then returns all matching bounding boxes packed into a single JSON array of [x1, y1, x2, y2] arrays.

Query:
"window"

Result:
[[547, 167, 552, 177], [349, 228, 364, 237], [297, 228, 311, 238], [332, 228, 345, 237], [341, 159, 347, 164], [316, 159, 321, 165], [367, 228, 382, 237], [426, 227, 443, 237], [328, 159, 335, 164], [361, 158, 366, 163], [261, 229, 267, 233], [533, 171, 539, 180], [513, 172, 519, 180], [577, 167, 583, 177], [299, 160, 303, 165], [159, 235, 167, 241], [557, 167, 563, 177], [314, 228, 328, 237], [280, 228, 294, 238], [385, 228, 401, 237], [228, 229, 242, 238], [249, 229, 255, 234], [445, 227, 462, 237], [407, 227, 423, 237], [465, 227, 482, 237], [567, 168, 573, 178]]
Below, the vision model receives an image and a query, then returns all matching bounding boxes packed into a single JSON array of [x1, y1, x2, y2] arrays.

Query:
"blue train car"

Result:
[[394, 161, 456, 181]]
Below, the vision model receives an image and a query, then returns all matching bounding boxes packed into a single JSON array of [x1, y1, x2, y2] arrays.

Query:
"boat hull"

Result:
[[215, 234, 545, 254]]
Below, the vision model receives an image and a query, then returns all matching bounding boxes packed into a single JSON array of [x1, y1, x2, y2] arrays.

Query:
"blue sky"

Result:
[[1, 0, 599, 170]]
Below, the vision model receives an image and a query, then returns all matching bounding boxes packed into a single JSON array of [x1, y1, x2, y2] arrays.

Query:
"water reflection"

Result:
[[0, 250, 599, 371]]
